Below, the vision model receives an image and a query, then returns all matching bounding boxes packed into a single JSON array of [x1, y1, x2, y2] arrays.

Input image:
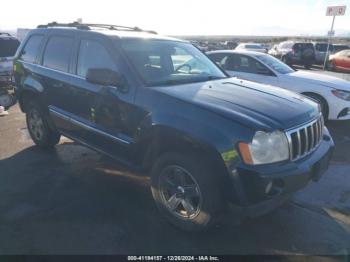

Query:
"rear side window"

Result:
[[0, 38, 20, 57], [19, 35, 43, 63], [43, 36, 73, 72], [294, 43, 314, 51], [77, 40, 117, 78]]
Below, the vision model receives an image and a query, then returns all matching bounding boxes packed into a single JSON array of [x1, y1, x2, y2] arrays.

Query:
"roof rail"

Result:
[[37, 21, 90, 30], [0, 32, 12, 36], [36, 22, 157, 34], [84, 24, 157, 34]]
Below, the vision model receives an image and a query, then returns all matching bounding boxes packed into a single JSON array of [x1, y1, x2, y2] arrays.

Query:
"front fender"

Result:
[[138, 112, 252, 204], [146, 109, 249, 166]]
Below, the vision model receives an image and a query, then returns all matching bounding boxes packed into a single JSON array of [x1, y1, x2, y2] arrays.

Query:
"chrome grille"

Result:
[[286, 115, 324, 161]]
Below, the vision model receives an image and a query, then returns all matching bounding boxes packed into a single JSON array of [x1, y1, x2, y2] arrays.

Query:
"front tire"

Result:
[[151, 152, 223, 232], [26, 101, 61, 148], [326, 60, 335, 71], [304, 63, 312, 70]]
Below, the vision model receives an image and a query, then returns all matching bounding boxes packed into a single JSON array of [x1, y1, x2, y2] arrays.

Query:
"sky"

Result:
[[1, 0, 349, 36]]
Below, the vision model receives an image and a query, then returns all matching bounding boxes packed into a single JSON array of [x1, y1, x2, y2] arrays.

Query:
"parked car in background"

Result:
[[0, 33, 20, 108], [14, 22, 334, 232], [16, 28, 31, 42], [270, 41, 315, 69], [190, 40, 208, 52], [0, 33, 20, 86], [332, 44, 350, 54], [328, 49, 350, 73], [268, 44, 279, 56], [261, 43, 272, 51], [313, 42, 334, 64], [207, 50, 350, 121], [224, 41, 238, 50], [235, 43, 267, 53]]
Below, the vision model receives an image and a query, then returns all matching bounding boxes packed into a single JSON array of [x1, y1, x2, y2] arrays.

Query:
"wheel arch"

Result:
[[301, 91, 329, 119], [141, 125, 238, 203], [18, 88, 57, 132], [18, 89, 41, 113]]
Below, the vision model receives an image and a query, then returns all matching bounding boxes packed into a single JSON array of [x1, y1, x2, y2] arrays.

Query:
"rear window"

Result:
[[19, 35, 43, 63], [43, 36, 73, 72], [315, 43, 334, 52], [207, 53, 226, 64], [0, 38, 20, 57], [293, 43, 314, 51]]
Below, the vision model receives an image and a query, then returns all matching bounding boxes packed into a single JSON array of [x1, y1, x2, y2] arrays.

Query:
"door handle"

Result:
[[108, 86, 119, 91]]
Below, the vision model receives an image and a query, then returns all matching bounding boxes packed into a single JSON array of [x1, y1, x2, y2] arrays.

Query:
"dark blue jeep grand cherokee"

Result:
[[13, 22, 334, 231]]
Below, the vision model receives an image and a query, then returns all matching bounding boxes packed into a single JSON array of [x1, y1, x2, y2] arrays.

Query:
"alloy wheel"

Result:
[[159, 165, 202, 219], [28, 109, 45, 141]]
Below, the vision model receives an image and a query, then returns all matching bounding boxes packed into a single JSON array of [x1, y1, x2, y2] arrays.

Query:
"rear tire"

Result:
[[304, 63, 312, 70], [26, 101, 60, 148], [151, 152, 223, 232]]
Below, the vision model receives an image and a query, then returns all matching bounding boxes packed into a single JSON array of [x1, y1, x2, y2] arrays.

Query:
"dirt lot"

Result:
[[0, 70, 349, 255]]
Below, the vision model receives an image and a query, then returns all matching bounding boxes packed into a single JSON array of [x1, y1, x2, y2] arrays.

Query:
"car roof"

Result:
[[238, 42, 263, 46], [0, 33, 18, 40], [207, 50, 265, 57], [28, 27, 185, 42]]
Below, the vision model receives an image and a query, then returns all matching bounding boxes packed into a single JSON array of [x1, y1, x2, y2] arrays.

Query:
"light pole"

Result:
[[323, 5, 346, 70], [323, 15, 335, 70]]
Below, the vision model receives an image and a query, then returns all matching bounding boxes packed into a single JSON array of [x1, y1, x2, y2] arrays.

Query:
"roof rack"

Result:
[[37, 22, 157, 34], [0, 32, 12, 37], [37, 22, 90, 30]]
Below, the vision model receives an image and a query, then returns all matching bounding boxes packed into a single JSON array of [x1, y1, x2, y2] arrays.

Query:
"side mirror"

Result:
[[86, 68, 127, 91]]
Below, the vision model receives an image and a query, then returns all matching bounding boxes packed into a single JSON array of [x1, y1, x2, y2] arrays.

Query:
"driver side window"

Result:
[[252, 59, 273, 76], [77, 39, 118, 78]]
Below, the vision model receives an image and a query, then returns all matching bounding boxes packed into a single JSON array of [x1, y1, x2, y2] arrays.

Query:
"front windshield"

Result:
[[120, 38, 226, 87], [256, 54, 295, 74]]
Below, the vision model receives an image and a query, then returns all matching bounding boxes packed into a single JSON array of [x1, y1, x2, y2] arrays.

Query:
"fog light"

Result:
[[265, 181, 273, 194]]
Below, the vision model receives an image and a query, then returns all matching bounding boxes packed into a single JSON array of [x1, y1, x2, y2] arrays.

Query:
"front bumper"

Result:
[[228, 127, 334, 217], [0, 74, 13, 88], [328, 96, 350, 121]]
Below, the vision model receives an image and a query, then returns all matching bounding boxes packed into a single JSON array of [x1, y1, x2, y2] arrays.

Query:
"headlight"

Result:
[[239, 131, 289, 165], [331, 89, 350, 101]]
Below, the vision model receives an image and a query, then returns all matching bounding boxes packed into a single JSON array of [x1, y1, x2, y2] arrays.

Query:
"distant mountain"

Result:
[[251, 26, 350, 37]]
